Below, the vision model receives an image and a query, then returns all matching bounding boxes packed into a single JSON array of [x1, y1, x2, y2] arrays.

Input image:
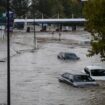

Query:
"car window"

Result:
[[62, 73, 71, 79], [65, 53, 76, 57], [65, 53, 77, 59], [68, 75, 73, 80], [73, 75, 93, 82], [91, 69, 105, 76], [70, 54, 76, 57]]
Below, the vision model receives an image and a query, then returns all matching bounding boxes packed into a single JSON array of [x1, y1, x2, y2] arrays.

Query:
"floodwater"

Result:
[[0, 31, 105, 105]]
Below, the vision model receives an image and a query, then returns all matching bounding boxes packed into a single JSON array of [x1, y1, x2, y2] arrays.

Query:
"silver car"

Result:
[[58, 72, 98, 87]]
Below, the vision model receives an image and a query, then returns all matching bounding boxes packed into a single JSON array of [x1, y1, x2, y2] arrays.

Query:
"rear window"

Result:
[[65, 53, 76, 57], [91, 69, 105, 76]]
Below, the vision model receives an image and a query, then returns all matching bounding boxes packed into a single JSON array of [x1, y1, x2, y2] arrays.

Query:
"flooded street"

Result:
[[0, 31, 105, 105]]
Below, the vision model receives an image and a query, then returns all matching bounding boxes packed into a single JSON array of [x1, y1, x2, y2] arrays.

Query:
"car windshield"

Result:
[[91, 69, 105, 76], [73, 75, 93, 82], [65, 53, 76, 57]]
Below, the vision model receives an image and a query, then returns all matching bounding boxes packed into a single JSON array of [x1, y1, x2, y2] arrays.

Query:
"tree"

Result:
[[84, 0, 105, 61], [0, 0, 6, 12], [59, 0, 83, 18], [37, 0, 52, 18], [37, 0, 63, 18], [53, 0, 64, 18], [11, 0, 29, 18], [72, 0, 83, 18], [30, 0, 64, 18], [30, 0, 83, 18], [30, 0, 39, 18], [60, 0, 72, 18]]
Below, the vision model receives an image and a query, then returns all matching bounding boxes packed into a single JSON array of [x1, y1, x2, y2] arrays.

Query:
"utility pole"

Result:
[[72, 14, 74, 18], [58, 12, 61, 41], [42, 13, 44, 19], [58, 12, 60, 19], [7, 0, 11, 105], [33, 14, 37, 49]]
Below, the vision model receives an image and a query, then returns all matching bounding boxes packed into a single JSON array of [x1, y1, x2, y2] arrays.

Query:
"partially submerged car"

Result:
[[84, 66, 105, 80], [58, 72, 98, 87], [57, 52, 80, 60]]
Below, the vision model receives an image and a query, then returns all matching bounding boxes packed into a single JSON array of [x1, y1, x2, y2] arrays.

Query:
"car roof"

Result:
[[60, 52, 76, 55], [63, 72, 88, 76], [85, 66, 105, 71], [65, 52, 76, 55]]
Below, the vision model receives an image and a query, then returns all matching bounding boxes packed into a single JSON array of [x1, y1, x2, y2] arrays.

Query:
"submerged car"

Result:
[[57, 52, 80, 60], [84, 66, 105, 80], [58, 72, 98, 87]]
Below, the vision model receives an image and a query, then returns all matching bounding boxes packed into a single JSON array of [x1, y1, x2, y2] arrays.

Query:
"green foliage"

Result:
[[60, 0, 72, 18], [30, 0, 83, 18], [0, 0, 6, 12], [72, 1, 83, 18], [11, 0, 29, 18], [84, 0, 105, 61], [0, 6, 5, 13], [52, 0, 64, 18], [0, 0, 83, 18], [30, 0, 39, 18], [37, 0, 57, 18], [36, 0, 64, 18]]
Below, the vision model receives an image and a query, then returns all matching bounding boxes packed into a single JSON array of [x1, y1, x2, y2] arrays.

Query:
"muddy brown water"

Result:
[[0, 31, 105, 105]]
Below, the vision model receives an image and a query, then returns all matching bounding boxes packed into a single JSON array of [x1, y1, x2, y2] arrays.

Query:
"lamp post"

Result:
[[7, 0, 11, 105]]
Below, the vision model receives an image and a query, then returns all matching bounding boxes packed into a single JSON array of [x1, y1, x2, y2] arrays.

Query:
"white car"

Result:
[[84, 66, 105, 80]]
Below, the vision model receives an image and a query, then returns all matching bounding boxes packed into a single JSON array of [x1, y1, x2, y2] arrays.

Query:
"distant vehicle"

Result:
[[80, 40, 90, 46], [57, 52, 80, 60], [84, 66, 105, 80], [58, 72, 98, 87]]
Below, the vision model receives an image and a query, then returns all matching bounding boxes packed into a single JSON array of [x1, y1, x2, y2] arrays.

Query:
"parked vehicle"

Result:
[[84, 66, 105, 80], [57, 52, 80, 60], [58, 72, 98, 87]]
